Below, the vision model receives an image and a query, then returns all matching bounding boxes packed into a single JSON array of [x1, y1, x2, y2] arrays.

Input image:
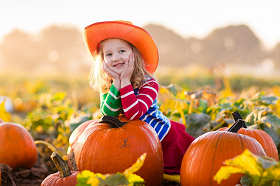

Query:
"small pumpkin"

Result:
[[72, 115, 164, 186], [41, 152, 79, 186], [218, 111, 279, 161], [180, 119, 266, 186], [0, 122, 37, 169]]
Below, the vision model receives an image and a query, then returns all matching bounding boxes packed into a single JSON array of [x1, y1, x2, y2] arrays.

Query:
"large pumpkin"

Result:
[[0, 122, 37, 169], [67, 119, 96, 154], [72, 115, 164, 186], [180, 119, 266, 186], [67, 119, 96, 170], [41, 152, 79, 186], [219, 111, 279, 161]]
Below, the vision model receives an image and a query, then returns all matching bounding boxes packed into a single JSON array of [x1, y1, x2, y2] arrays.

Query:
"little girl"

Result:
[[83, 20, 195, 175]]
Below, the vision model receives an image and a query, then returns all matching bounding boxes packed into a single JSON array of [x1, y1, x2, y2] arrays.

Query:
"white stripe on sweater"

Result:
[[129, 111, 140, 120], [148, 118, 156, 126], [104, 102, 121, 112], [123, 100, 139, 112], [121, 91, 134, 98], [143, 110, 156, 120], [142, 86, 157, 94], [109, 91, 120, 99], [138, 99, 148, 111], [138, 93, 153, 103], [140, 79, 157, 89]]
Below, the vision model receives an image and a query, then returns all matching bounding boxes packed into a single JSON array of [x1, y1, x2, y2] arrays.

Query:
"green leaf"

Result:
[[196, 99, 208, 113], [260, 115, 280, 131], [251, 92, 279, 106], [214, 149, 280, 186], [223, 150, 263, 184], [245, 107, 271, 125], [184, 113, 211, 138], [262, 160, 280, 181], [52, 92, 66, 101], [99, 173, 128, 186], [76, 154, 146, 186], [163, 84, 182, 96], [126, 174, 145, 186], [260, 123, 280, 147], [240, 175, 253, 186], [76, 170, 94, 186]]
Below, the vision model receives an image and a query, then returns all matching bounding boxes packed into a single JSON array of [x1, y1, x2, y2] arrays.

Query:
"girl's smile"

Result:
[[102, 39, 133, 75]]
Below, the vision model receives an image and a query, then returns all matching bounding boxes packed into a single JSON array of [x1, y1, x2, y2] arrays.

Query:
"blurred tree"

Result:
[[198, 24, 266, 67], [0, 25, 91, 75], [0, 23, 278, 75], [0, 29, 42, 71]]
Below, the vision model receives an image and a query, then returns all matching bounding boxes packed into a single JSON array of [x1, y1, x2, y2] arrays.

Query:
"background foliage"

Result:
[[1, 69, 280, 184]]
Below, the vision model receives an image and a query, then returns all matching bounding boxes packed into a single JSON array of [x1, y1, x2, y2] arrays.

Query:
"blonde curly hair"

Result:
[[88, 39, 156, 93]]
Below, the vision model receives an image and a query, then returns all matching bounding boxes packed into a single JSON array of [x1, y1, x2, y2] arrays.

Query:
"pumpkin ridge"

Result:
[[189, 132, 216, 184], [75, 127, 88, 169], [236, 133, 245, 152], [249, 135, 265, 156], [17, 125, 28, 167], [209, 131, 224, 185], [100, 129, 111, 171], [78, 124, 100, 170], [4, 125, 14, 166]]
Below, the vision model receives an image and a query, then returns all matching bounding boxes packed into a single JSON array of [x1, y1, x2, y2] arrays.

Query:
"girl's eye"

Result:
[[120, 50, 125, 53], [105, 53, 112, 57]]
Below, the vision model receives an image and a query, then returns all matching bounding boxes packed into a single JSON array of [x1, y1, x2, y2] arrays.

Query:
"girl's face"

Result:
[[102, 39, 133, 75]]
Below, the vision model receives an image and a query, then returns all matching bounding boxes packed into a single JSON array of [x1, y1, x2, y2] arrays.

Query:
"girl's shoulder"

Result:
[[140, 75, 158, 88]]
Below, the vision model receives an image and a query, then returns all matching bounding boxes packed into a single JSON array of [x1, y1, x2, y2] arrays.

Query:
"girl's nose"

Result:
[[113, 54, 120, 62]]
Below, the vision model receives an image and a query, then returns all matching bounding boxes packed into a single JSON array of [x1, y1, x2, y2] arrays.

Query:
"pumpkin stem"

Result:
[[51, 152, 71, 178], [99, 115, 127, 128], [228, 119, 245, 133], [231, 111, 247, 128]]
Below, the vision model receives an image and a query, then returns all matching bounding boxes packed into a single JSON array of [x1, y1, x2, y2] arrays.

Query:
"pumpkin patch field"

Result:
[[0, 73, 280, 186]]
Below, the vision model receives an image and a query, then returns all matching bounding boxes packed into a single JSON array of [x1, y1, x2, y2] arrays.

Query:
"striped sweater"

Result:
[[100, 78, 171, 141]]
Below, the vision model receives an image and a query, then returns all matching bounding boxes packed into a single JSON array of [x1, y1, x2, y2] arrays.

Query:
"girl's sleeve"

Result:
[[119, 79, 159, 120], [100, 84, 121, 116]]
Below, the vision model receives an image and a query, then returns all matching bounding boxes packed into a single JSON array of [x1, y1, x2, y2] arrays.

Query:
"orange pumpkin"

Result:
[[67, 119, 97, 154], [41, 152, 79, 186], [72, 115, 164, 186], [67, 119, 96, 170], [219, 111, 279, 161], [180, 119, 266, 186], [0, 122, 37, 169]]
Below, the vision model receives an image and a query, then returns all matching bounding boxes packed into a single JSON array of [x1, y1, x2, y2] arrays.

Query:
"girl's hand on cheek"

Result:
[[120, 53, 134, 82], [103, 62, 120, 80]]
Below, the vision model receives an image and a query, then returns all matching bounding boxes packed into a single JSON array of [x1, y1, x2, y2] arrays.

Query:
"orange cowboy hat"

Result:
[[82, 20, 159, 74]]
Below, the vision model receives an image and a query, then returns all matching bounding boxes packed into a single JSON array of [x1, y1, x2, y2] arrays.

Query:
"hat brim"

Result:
[[83, 21, 158, 74]]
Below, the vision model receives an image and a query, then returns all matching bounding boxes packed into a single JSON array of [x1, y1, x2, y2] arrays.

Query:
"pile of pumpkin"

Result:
[[0, 111, 278, 186]]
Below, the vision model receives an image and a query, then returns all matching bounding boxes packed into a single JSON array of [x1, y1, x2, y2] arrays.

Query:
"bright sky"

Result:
[[1, 0, 280, 50]]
